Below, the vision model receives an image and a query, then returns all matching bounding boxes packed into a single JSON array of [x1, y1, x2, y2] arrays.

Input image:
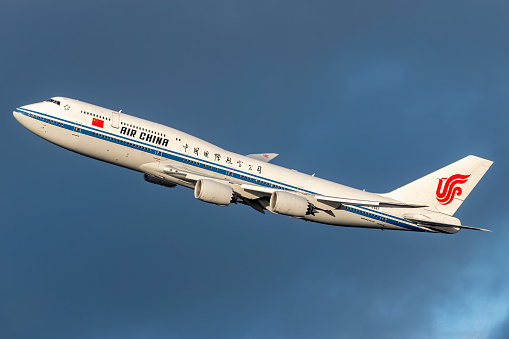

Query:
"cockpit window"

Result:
[[45, 99, 61, 106]]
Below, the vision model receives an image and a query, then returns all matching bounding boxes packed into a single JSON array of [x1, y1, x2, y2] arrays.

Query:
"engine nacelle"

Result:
[[269, 191, 309, 217], [144, 173, 177, 188], [194, 179, 233, 206]]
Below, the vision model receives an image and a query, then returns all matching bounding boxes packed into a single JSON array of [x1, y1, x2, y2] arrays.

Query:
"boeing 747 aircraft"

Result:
[[14, 97, 493, 233]]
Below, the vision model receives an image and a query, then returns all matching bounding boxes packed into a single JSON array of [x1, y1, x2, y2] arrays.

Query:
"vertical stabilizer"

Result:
[[383, 155, 492, 216]]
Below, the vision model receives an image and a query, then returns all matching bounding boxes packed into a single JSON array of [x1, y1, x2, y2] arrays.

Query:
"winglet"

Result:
[[246, 153, 279, 163]]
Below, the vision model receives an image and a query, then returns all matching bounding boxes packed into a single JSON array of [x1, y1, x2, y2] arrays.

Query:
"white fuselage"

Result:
[[13, 97, 446, 233]]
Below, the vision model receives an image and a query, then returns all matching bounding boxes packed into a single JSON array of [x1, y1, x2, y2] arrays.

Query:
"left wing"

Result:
[[140, 162, 216, 183]]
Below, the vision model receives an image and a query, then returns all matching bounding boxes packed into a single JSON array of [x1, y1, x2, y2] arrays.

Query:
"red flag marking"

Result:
[[92, 118, 104, 128]]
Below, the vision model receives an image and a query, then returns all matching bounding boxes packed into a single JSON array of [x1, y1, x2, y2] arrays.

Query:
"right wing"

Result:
[[245, 153, 279, 163]]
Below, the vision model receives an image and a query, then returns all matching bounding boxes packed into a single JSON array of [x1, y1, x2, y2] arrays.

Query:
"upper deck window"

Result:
[[45, 99, 61, 106]]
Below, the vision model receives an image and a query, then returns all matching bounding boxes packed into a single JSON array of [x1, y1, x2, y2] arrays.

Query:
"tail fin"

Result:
[[383, 155, 493, 216]]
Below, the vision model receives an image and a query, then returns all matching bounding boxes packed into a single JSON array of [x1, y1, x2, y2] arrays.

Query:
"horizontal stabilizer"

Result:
[[404, 217, 491, 232], [246, 153, 278, 163], [315, 195, 426, 209]]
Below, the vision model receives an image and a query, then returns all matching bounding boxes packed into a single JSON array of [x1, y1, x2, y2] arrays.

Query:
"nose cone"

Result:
[[13, 107, 23, 123]]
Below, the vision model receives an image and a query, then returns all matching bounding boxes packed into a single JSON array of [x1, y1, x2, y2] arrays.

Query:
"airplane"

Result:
[[13, 97, 493, 234]]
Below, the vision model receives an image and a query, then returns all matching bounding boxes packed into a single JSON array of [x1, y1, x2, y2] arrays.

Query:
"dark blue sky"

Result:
[[2, 1, 509, 338]]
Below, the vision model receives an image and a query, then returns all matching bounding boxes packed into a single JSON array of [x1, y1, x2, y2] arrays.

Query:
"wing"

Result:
[[140, 162, 426, 216], [140, 162, 217, 183], [245, 153, 278, 162], [139, 162, 271, 213], [239, 184, 426, 211]]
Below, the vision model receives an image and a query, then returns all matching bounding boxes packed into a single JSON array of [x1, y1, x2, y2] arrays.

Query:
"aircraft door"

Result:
[[111, 112, 120, 128]]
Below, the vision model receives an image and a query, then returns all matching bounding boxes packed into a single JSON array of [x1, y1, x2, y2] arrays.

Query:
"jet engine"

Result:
[[144, 173, 177, 188], [194, 179, 233, 206], [269, 191, 309, 217]]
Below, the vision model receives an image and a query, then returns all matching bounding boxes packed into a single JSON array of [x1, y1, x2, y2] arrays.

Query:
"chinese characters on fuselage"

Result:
[[120, 127, 262, 173]]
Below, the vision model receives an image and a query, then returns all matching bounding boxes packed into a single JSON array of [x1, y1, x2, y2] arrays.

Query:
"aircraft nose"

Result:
[[13, 104, 35, 125], [13, 107, 22, 123]]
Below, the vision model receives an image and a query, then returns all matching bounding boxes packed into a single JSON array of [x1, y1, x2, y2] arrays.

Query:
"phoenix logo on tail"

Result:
[[436, 174, 470, 205]]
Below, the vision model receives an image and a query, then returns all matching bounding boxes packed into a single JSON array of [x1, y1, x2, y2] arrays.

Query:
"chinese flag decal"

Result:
[[92, 118, 104, 128]]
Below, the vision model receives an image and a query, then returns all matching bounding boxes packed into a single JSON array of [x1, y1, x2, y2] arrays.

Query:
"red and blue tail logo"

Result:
[[436, 174, 470, 205]]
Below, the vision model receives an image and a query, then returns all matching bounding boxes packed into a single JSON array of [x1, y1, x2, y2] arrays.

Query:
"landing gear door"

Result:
[[111, 112, 120, 129]]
